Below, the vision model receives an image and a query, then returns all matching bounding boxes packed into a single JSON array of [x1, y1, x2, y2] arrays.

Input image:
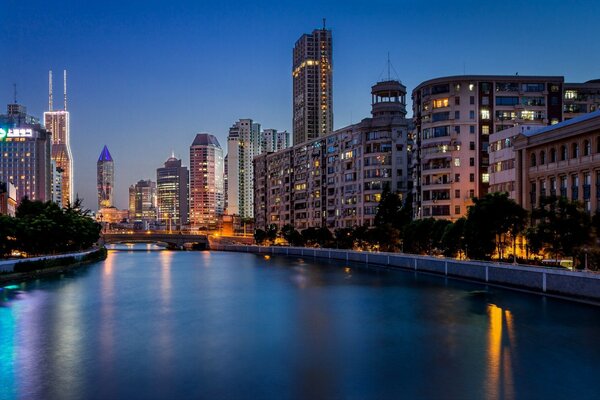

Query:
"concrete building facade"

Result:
[[190, 133, 224, 229], [513, 110, 600, 213], [564, 79, 600, 120], [292, 26, 333, 145], [412, 75, 564, 220], [255, 80, 410, 231]]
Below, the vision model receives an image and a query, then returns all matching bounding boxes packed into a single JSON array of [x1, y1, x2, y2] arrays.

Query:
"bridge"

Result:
[[102, 232, 209, 250]]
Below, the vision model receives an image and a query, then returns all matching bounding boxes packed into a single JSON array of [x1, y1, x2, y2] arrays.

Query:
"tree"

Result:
[[527, 196, 591, 263], [254, 229, 267, 245], [464, 192, 527, 260], [334, 227, 354, 249], [280, 224, 304, 247], [0, 214, 16, 257], [441, 217, 466, 257], [374, 186, 411, 229]]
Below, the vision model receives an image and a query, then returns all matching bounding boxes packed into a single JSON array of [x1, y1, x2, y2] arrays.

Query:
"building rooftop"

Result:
[[522, 110, 600, 137], [98, 145, 113, 162], [192, 133, 221, 148]]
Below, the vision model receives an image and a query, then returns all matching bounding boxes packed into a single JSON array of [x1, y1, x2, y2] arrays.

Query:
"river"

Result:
[[1, 246, 600, 399]]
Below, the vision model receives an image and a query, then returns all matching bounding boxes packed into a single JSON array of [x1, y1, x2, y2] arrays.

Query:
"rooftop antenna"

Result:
[[13, 83, 17, 104], [387, 52, 391, 80], [323, 18, 326, 30], [63, 69, 67, 111], [49, 70, 53, 111], [171, 149, 175, 158]]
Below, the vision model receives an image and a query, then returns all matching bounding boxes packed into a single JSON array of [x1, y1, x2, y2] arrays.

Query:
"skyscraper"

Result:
[[261, 129, 290, 153], [0, 103, 52, 203], [156, 154, 189, 230], [226, 119, 261, 218], [292, 23, 333, 145], [44, 70, 73, 206], [128, 179, 157, 225], [190, 133, 224, 229], [97, 145, 114, 209]]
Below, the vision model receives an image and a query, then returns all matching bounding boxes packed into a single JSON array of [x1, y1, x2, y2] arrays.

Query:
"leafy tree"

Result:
[[0, 214, 16, 257], [254, 229, 267, 245], [266, 224, 278, 243], [464, 192, 527, 260], [441, 217, 466, 257], [280, 224, 304, 246], [334, 227, 354, 249], [527, 196, 591, 262], [374, 186, 411, 229]]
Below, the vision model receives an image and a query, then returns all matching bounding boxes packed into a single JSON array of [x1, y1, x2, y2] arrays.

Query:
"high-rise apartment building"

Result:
[[255, 80, 410, 231], [564, 79, 600, 120], [190, 133, 224, 229], [292, 25, 333, 145], [261, 129, 290, 153], [44, 70, 73, 206], [97, 145, 114, 209], [156, 154, 189, 230], [0, 103, 52, 203], [226, 119, 260, 218], [128, 180, 157, 223], [411, 75, 564, 220]]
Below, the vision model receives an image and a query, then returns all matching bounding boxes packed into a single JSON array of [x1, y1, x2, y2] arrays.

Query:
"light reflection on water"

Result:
[[0, 247, 599, 399]]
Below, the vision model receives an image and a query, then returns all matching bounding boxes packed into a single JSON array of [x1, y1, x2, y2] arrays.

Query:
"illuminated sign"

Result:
[[7, 128, 33, 138], [0, 128, 6, 140]]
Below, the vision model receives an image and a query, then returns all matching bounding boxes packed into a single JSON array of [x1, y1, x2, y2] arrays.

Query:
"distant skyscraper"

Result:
[[261, 128, 290, 153], [226, 119, 260, 218], [128, 179, 157, 223], [44, 70, 73, 206], [292, 24, 333, 145], [51, 161, 63, 208], [156, 154, 189, 230], [190, 133, 224, 229], [97, 145, 114, 209], [0, 103, 52, 203]]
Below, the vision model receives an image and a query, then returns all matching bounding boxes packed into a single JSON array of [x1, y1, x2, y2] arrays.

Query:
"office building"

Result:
[[44, 70, 73, 206], [226, 119, 260, 218], [128, 180, 157, 224], [513, 110, 600, 213], [292, 24, 333, 145], [190, 133, 224, 229], [51, 160, 64, 208], [254, 79, 410, 231], [411, 75, 564, 220], [0, 103, 52, 203], [156, 154, 189, 230], [97, 145, 114, 209]]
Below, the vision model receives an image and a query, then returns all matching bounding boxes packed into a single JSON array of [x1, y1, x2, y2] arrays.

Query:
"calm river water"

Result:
[[1, 246, 600, 399]]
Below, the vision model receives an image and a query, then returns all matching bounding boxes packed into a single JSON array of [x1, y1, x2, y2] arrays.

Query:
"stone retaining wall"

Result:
[[211, 244, 600, 303]]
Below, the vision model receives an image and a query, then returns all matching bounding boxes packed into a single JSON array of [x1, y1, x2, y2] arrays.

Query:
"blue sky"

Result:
[[1, 0, 599, 210]]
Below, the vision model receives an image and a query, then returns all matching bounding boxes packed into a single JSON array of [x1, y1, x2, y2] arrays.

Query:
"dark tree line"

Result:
[[0, 198, 102, 258], [254, 189, 600, 270]]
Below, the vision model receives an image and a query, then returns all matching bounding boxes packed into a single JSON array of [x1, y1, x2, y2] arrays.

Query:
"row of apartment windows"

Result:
[[530, 171, 600, 211]]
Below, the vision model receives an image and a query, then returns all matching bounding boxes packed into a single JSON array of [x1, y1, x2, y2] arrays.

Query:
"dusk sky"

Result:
[[1, 0, 599, 210]]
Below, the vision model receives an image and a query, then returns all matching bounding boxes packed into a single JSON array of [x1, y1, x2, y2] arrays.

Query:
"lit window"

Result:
[[454, 158, 461, 167], [565, 90, 578, 100], [480, 109, 490, 120], [433, 98, 449, 108], [469, 83, 475, 91], [482, 125, 490, 135]]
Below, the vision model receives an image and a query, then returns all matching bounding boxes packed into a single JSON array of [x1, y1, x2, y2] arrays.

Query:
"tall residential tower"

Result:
[[190, 134, 224, 229], [44, 70, 73, 206], [292, 24, 333, 145]]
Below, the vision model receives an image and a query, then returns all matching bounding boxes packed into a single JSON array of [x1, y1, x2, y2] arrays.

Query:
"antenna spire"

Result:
[[387, 52, 391, 80], [63, 69, 67, 111], [323, 18, 326, 30], [13, 84, 17, 104], [49, 70, 53, 111]]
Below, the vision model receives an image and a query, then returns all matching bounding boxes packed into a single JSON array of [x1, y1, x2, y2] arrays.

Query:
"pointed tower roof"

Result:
[[98, 145, 113, 162]]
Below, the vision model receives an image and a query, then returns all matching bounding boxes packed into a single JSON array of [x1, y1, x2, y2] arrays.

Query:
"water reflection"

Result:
[[486, 304, 515, 399], [99, 251, 116, 392]]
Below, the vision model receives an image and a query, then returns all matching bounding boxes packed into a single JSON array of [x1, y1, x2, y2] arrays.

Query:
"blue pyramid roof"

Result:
[[98, 145, 113, 162]]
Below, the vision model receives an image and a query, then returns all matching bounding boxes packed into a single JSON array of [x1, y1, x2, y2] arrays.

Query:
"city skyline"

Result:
[[2, 1, 600, 210]]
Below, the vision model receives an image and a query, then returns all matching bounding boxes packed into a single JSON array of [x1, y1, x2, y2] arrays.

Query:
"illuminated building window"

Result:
[[433, 98, 449, 108], [480, 109, 490, 120]]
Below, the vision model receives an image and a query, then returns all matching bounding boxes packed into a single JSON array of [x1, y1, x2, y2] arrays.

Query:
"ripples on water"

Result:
[[1, 246, 600, 400]]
